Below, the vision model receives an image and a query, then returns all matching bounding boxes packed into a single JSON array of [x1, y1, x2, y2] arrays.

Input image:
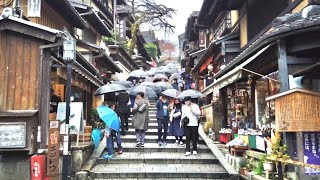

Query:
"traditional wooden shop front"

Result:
[[0, 15, 105, 179], [202, 7, 320, 179]]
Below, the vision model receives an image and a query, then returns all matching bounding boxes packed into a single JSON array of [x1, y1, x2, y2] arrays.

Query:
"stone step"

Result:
[[90, 163, 229, 179], [96, 152, 219, 164], [103, 142, 211, 153], [119, 135, 205, 144], [129, 123, 159, 129]]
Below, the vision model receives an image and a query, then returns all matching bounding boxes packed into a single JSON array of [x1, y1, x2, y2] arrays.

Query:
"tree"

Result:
[[126, 0, 175, 55], [144, 42, 158, 59], [158, 39, 177, 57]]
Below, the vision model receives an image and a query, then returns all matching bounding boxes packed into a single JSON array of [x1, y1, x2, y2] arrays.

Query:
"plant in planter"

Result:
[[102, 33, 116, 45], [261, 154, 275, 172], [238, 160, 248, 175], [254, 159, 264, 176], [269, 132, 290, 160], [245, 157, 256, 176]]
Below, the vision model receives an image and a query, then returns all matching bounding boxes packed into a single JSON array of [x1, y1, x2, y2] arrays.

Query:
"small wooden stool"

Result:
[[230, 145, 248, 157]]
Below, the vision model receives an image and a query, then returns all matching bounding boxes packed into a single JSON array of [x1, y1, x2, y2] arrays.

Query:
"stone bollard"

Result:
[[75, 171, 88, 180]]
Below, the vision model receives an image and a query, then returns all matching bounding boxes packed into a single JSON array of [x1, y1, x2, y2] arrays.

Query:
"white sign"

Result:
[[27, 0, 41, 17], [0, 122, 26, 148], [56, 102, 84, 134]]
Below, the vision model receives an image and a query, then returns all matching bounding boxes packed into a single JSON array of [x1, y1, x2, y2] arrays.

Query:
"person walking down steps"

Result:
[[181, 96, 201, 156], [132, 92, 149, 147], [156, 95, 170, 146]]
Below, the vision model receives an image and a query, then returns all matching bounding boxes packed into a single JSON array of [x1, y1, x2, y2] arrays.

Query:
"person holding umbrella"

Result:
[[156, 95, 170, 146], [181, 96, 201, 156], [116, 91, 130, 135], [97, 101, 122, 159], [169, 99, 184, 146], [171, 79, 179, 91], [132, 92, 149, 147]]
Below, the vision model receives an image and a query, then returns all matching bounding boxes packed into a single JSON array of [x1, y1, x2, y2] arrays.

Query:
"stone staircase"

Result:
[[89, 100, 234, 179]]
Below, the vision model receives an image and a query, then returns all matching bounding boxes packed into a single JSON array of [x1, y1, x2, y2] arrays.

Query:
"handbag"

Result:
[[181, 116, 189, 126], [138, 103, 147, 112]]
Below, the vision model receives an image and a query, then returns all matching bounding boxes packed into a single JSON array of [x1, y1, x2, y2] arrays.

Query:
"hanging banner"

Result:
[[27, 0, 41, 17], [303, 132, 320, 175]]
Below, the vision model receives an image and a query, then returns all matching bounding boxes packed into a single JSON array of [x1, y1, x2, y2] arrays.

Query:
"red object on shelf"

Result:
[[219, 133, 232, 143], [30, 155, 47, 180]]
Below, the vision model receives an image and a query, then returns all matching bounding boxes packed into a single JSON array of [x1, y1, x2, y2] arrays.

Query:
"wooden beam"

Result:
[[277, 40, 289, 92], [38, 48, 52, 149], [288, 35, 320, 53], [287, 56, 318, 65]]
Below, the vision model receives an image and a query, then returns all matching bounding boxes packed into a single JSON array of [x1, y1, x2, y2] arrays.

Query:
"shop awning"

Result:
[[96, 51, 122, 73], [202, 44, 271, 95], [80, 8, 113, 36]]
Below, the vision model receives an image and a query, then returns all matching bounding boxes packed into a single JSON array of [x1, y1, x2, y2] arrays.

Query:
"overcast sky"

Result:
[[145, 0, 204, 45]]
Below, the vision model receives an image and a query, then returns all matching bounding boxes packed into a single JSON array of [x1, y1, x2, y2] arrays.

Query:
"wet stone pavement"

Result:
[[89, 101, 236, 179]]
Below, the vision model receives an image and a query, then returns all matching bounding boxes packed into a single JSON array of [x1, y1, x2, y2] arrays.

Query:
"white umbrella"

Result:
[[178, 89, 203, 99], [129, 86, 157, 98], [170, 73, 181, 81], [153, 74, 168, 80], [162, 89, 180, 99], [129, 70, 149, 78], [94, 84, 127, 95], [155, 82, 173, 91]]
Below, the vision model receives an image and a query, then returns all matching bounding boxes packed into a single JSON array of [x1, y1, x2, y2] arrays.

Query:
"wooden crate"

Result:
[[266, 89, 320, 132]]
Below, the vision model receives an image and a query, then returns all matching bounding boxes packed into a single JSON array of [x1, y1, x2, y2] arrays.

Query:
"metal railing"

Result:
[[213, 12, 232, 39]]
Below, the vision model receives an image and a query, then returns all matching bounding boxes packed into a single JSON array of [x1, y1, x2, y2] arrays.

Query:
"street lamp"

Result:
[[62, 37, 76, 180]]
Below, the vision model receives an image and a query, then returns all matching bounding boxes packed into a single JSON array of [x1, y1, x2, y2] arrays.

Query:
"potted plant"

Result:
[[261, 154, 275, 172], [245, 157, 255, 176], [254, 158, 264, 176], [238, 160, 248, 175]]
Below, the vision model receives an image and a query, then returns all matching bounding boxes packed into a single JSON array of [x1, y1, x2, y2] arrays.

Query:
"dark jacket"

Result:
[[117, 92, 129, 114], [171, 83, 179, 90], [156, 100, 169, 119]]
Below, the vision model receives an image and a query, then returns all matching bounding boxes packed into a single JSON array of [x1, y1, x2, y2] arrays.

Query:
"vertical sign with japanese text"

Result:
[[47, 120, 60, 176], [27, 0, 41, 17], [199, 30, 206, 47], [303, 132, 320, 175]]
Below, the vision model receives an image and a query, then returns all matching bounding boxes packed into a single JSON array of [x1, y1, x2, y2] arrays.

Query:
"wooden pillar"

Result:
[[278, 40, 304, 178], [38, 48, 52, 149]]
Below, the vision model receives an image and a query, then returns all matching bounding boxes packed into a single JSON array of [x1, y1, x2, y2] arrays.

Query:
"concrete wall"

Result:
[[0, 154, 31, 180]]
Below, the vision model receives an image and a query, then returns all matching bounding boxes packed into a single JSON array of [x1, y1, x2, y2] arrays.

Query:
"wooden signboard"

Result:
[[47, 120, 60, 177], [266, 89, 320, 132]]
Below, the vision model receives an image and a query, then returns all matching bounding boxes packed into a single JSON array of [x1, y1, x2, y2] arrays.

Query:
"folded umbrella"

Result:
[[94, 84, 127, 95], [96, 106, 120, 132], [129, 86, 157, 98], [161, 89, 180, 99], [113, 81, 133, 89], [178, 89, 203, 99], [91, 128, 103, 149], [129, 70, 149, 78], [155, 82, 173, 91]]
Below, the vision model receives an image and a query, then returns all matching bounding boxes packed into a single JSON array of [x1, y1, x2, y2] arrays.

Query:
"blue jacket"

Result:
[[156, 100, 169, 119]]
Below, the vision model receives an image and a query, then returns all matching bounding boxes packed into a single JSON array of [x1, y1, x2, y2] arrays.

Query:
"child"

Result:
[[104, 101, 123, 159]]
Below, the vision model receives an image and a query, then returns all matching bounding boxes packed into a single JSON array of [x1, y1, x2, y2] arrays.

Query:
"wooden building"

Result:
[[191, 0, 320, 179]]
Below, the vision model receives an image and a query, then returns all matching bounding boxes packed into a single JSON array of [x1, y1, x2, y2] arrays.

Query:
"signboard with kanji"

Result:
[[303, 132, 320, 175], [47, 120, 60, 176]]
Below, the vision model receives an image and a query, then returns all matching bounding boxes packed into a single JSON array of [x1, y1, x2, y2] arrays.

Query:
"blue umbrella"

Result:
[[91, 128, 103, 149], [96, 106, 120, 132]]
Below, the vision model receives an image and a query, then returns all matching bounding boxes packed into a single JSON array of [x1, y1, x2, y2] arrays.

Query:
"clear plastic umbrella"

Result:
[[113, 81, 133, 88], [140, 82, 162, 94], [155, 82, 174, 91], [129, 69, 149, 78], [94, 84, 127, 95], [153, 74, 168, 80], [129, 86, 157, 98], [161, 89, 180, 99], [169, 73, 181, 81], [177, 89, 203, 99]]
